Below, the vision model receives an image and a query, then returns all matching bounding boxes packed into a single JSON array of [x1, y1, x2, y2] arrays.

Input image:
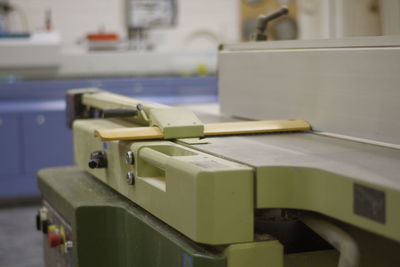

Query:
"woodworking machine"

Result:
[[37, 36, 400, 267]]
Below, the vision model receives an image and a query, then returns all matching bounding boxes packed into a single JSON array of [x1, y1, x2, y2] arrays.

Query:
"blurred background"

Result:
[[0, 0, 399, 266], [0, 0, 398, 79]]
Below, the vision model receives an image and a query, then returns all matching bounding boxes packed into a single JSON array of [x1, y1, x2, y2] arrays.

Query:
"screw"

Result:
[[125, 151, 135, 165], [64, 240, 73, 253], [65, 240, 73, 249], [126, 171, 135, 185]]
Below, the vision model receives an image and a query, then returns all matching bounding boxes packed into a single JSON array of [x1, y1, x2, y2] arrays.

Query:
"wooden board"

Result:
[[94, 119, 311, 141]]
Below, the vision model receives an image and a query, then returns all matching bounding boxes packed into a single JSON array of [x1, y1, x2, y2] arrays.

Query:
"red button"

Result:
[[48, 233, 62, 248]]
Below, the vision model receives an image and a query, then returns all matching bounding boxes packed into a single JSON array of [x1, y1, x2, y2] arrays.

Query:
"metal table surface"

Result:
[[189, 110, 400, 243], [187, 132, 400, 191]]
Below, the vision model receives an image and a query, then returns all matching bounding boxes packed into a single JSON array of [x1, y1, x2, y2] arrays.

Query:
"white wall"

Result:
[[9, 0, 394, 51], [380, 0, 400, 35], [8, 0, 240, 52], [297, 0, 382, 39]]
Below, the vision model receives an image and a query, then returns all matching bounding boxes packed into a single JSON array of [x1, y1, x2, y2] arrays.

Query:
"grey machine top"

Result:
[[187, 132, 400, 191]]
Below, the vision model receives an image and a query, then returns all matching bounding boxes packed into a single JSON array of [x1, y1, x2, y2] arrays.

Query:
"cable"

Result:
[[301, 214, 360, 267], [11, 4, 29, 32], [0, 1, 12, 32], [0, 2, 13, 13]]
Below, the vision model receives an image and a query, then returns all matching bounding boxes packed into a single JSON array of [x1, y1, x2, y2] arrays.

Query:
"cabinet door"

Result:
[[23, 111, 74, 173], [0, 114, 21, 176]]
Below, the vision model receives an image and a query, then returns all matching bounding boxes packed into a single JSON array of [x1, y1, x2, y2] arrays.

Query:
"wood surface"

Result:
[[94, 119, 311, 141]]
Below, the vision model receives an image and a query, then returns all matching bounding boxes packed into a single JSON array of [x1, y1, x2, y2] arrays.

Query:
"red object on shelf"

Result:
[[87, 33, 119, 41], [48, 233, 62, 248]]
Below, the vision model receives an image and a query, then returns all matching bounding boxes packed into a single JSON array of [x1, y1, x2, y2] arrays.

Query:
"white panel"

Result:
[[219, 37, 400, 145]]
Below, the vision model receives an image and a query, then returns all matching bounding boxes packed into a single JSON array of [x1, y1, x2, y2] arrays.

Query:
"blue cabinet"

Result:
[[22, 111, 73, 173], [0, 114, 21, 176], [0, 113, 41, 198]]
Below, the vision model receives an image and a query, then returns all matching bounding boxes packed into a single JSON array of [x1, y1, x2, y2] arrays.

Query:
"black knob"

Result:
[[36, 212, 41, 231], [42, 220, 49, 234], [88, 151, 107, 169], [88, 159, 100, 168]]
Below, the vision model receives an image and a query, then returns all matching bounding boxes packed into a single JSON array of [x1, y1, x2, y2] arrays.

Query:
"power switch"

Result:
[[48, 232, 62, 248]]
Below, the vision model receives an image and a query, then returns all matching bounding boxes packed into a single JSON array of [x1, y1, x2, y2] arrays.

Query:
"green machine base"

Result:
[[38, 167, 342, 267], [37, 166, 400, 267], [38, 167, 226, 267]]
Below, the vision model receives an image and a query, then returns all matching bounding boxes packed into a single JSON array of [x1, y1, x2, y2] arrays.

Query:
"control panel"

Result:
[[36, 201, 74, 267]]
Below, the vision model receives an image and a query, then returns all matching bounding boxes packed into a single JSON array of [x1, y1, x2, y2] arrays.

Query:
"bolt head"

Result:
[[125, 151, 135, 165], [65, 240, 73, 249], [136, 103, 144, 111], [126, 171, 135, 185]]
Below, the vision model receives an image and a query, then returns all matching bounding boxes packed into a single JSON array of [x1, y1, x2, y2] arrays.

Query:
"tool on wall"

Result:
[[0, 0, 29, 36], [126, 0, 177, 50], [253, 6, 289, 41]]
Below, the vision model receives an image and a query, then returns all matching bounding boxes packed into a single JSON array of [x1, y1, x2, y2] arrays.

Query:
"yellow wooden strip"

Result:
[[94, 120, 311, 141], [204, 119, 311, 136], [94, 126, 163, 141]]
